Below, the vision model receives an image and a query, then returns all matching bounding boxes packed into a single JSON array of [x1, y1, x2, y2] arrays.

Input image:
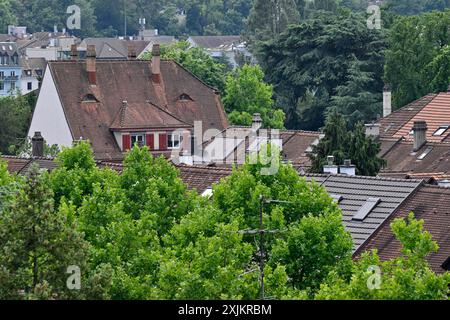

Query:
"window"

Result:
[[417, 146, 433, 160], [11, 71, 15, 77], [0, 82, 4, 91], [433, 125, 450, 137], [10, 82, 16, 91], [0, 71, 4, 79], [27, 82, 32, 91], [179, 93, 192, 101], [353, 198, 381, 221], [168, 133, 183, 149], [131, 133, 145, 147]]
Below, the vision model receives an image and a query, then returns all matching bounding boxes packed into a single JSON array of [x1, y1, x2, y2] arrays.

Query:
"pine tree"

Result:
[[0, 164, 89, 299]]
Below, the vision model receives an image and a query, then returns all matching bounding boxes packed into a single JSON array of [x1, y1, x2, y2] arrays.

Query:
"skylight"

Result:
[[432, 125, 449, 137], [417, 146, 433, 160], [353, 198, 381, 221]]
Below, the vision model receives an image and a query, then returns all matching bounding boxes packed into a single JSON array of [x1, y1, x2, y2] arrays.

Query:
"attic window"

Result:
[[432, 125, 450, 137], [442, 257, 450, 271], [179, 93, 192, 101], [82, 94, 98, 102], [417, 146, 433, 160], [353, 198, 381, 221], [330, 194, 343, 204]]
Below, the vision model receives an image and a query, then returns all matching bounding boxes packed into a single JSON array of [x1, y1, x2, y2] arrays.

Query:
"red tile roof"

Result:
[[48, 59, 229, 160], [357, 184, 450, 273], [393, 93, 450, 143]]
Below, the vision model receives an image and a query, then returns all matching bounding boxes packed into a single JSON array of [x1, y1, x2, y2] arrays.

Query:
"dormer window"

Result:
[[168, 133, 183, 149], [179, 93, 192, 101], [131, 133, 146, 147], [82, 94, 99, 102], [433, 125, 449, 137]]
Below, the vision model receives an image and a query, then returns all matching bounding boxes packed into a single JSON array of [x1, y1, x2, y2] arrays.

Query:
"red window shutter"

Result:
[[146, 134, 154, 150], [159, 133, 167, 151], [122, 134, 131, 151]]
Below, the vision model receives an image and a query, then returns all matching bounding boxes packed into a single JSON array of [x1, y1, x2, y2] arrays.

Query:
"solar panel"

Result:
[[353, 198, 381, 221]]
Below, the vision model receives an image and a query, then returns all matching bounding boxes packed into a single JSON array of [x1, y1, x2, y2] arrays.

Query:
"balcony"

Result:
[[0, 75, 19, 82]]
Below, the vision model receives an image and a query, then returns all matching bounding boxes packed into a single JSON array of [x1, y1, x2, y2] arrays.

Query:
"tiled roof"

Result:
[[189, 36, 242, 49], [378, 94, 436, 139], [47, 59, 228, 160], [80, 38, 150, 59], [303, 174, 423, 252], [393, 93, 450, 143], [0, 42, 19, 55], [381, 141, 450, 179], [357, 184, 450, 273], [1, 156, 57, 173]]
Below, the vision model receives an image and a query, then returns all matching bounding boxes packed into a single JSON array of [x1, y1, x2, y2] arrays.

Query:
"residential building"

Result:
[[20, 57, 46, 94], [303, 174, 423, 253], [187, 36, 255, 68], [27, 44, 229, 161], [0, 42, 21, 97], [373, 87, 450, 184], [357, 183, 450, 274]]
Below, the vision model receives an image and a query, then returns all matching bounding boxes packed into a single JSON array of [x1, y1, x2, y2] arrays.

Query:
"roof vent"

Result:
[[353, 198, 381, 221], [330, 194, 343, 204]]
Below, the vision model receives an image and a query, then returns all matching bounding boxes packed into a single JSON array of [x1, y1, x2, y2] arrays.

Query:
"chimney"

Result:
[[128, 44, 137, 60], [86, 45, 97, 85], [152, 44, 161, 83], [251, 113, 263, 132], [31, 132, 44, 158], [70, 44, 78, 61], [365, 123, 380, 138], [323, 155, 339, 175], [340, 159, 356, 176], [383, 84, 392, 118], [413, 121, 428, 151]]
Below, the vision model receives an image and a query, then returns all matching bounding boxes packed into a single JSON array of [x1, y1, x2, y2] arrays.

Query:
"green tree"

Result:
[[0, 0, 17, 32], [223, 64, 286, 129], [316, 213, 450, 300], [258, 11, 386, 130], [309, 110, 385, 176], [0, 164, 89, 299]]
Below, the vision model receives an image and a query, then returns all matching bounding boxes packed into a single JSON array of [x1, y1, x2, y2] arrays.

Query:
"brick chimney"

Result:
[[152, 44, 161, 83], [128, 44, 137, 60], [383, 84, 392, 118], [413, 121, 427, 151], [70, 44, 78, 61], [31, 132, 44, 158], [86, 45, 97, 85]]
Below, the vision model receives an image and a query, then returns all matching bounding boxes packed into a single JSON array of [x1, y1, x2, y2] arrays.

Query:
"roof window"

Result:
[[417, 146, 433, 160], [353, 198, 381, 221], [432, 125, 450, 137]]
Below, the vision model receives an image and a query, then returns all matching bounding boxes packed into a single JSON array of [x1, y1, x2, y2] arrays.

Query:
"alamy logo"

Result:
[[367, 265, 382, 290], [66, 265, 81, 290], [367, 5, 381, 30], [67, 5, 81, 30]]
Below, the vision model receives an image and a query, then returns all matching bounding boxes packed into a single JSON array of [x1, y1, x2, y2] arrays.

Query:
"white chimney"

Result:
[[365, 123, 380, 137], [413, 121, 427, 151], [323, 156, 339, 175], [383, 84, 392, 118], [340, 159, 356, 176]]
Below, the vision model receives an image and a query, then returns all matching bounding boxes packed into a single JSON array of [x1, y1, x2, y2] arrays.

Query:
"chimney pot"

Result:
[[383, 84, 392, 118], [339, 159, 356, 176], [152, 44, 161, 83], [86, 45, 97, 85], [413, 120, 428, 151], [70, 44, 78, 61], [31, 132, 44, 158]]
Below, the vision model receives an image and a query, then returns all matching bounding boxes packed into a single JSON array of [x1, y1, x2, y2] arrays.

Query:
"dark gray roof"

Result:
[[303, 174, 423, 252], [0, 42, 19, 55], [80, 38, 151, 59], [20, 57, 47, 76]]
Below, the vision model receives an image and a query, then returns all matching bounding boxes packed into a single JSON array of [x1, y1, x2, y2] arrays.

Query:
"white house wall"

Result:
[[28, 65, 73, 147]]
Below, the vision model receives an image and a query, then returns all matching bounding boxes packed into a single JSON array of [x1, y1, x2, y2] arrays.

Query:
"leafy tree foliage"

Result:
[[258, 11, 387, 130], [0, 93, 36, 155], [316, 213, 450, 300], [0, 164, 89, 299], [309, 110, 385, 176], [223, 64, 285, 129], [385, 10, 450, 109]]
